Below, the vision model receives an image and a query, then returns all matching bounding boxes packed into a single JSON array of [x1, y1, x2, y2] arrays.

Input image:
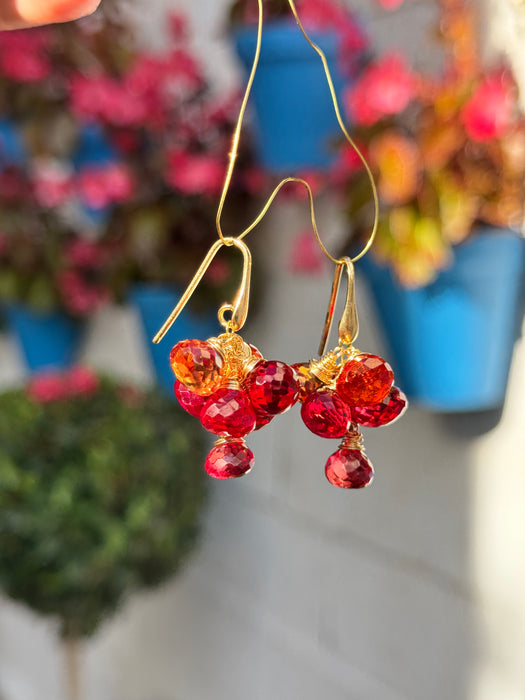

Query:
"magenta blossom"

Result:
[[77, 163, 135, 209], [1, 47, 51, 82], [66, 240, 107, 268], [374, 0, 406, 9], [461, 70, 516, 142], [32, 160, 73, 208], [70, 75, 148, 127], [65, 366, 100, 397], [58, 271, 110, 316], [345, 53, 417, 126], [166, 150, 224, 197], [28, 372, 68, 403], [289, 230, 327, 275]]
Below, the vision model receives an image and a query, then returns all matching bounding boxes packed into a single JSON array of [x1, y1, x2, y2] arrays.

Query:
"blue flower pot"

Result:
[[130, 284, 219, 397], [359, 230, 525, 412], [234, 21, 346, 172], [5, 305, 83, 373]]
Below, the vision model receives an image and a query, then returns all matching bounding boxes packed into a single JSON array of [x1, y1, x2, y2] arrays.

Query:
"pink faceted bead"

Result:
[[301, 389, 352, 439], [246, 360, 298, 415], [353, 386, 408, 428], [174, 380, 208, 418], [201, 387, 256, 438], [205, 440, 254, 479], [325, 448, 374, 489]]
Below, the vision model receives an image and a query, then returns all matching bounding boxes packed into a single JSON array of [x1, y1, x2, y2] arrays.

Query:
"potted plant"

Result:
[[0, 3, 255, 383], [332, 0, 525, 411], [228, 0, 368, 172], [0, 366, 207, 700]]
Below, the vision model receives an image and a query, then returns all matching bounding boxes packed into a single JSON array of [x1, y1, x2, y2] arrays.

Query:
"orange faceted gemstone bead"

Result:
[[292, 362, 323, 403], [336, 353, 394, 407], [170, 339, 224, 396]]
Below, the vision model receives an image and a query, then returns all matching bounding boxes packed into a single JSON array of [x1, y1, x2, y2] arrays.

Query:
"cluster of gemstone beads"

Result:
[[170, 334, 298, 479], [294, 348, 407, 490]]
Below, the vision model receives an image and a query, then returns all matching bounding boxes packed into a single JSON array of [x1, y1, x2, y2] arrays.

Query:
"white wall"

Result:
[[1, 1, 525, 699]]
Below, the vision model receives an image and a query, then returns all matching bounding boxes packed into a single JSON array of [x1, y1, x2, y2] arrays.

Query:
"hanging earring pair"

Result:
[[153, 237, 299, 480], [152, 0, 407, 488], [294, 255, 407, 490]]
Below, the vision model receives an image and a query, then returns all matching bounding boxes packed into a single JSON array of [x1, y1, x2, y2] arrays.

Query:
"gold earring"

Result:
[[153, 237, 299, 480], [294, 256, 407, 490]]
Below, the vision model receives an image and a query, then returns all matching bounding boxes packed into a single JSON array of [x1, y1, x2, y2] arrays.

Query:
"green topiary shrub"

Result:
[[0, 368, 207, 640]]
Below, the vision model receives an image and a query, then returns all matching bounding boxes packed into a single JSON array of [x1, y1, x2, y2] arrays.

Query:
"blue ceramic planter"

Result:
[[6, 305, 83, 373], [130, 285, 218, 397], [234, 22, 346, 172], [359, 230, 525, 412]]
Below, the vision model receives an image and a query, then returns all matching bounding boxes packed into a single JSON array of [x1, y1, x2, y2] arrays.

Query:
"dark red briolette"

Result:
[[201, 387, 256, 438], [246, 360, 298, 415], [301, 389, 352, 439], [205, 439, 254, 479], [325, 448, 374, 489]]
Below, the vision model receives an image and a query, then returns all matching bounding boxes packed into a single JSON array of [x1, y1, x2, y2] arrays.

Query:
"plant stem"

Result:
[[62, 636, 82, 700]]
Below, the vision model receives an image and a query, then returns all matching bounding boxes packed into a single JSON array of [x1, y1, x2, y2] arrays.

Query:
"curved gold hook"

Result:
[[318, 257, 359, 356], [215, 0, 379, 264], [152, 237, 252, 344]]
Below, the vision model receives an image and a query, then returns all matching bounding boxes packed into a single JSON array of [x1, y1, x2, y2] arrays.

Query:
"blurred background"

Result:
[[0, 0, 524, 698]]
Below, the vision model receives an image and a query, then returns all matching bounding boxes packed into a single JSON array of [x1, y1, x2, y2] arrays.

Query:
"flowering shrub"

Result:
[[334, 0, 525, 286], [0, 1, 254, 317], [0, 369, 207, 638]]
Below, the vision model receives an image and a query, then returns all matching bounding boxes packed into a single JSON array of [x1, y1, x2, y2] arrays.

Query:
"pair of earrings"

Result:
[[153, 236, 407, 491]]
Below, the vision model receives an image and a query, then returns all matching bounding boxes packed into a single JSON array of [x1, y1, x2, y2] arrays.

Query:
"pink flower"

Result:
[[330, 143, 366, 186], [28, 372, 67, 403], [65, 366, 99, 397], [283, 171, 324, 200], [58, 271, 110, 316], [165, 48, 203, 90], [298, 0, 348, 30], [166, 151, 224, 197], [66, 240, 106, 268], [374, 0, 406, 9], [168, 11, 188, 41], [461, 71, 516, 142], [345, 53, 417, 126], [77, 163, 134, 209], [32, 161, 73, 208], [1, 47, 51, 82], [289, 230, 326, 275], [70, 75, 148, 127]]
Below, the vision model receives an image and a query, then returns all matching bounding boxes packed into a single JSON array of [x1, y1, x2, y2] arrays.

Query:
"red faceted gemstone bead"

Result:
[[336, 353, 394, 407], [205, 440, 254, 479], [174, 380, 209, 418], [201, 387, 256, 438], [254, 410, 274, 431], [325, 448, 374, 489], [246, 360, 298, 415], [301, 389, 352, 439], [170, 339, 223, 396], [353, 386, 408, 428]]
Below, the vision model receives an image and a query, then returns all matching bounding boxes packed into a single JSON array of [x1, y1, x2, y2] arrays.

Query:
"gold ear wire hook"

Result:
[[318, 257, 359, 356], [216, 0, 379, 264], [152, 237, 252, 344]]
